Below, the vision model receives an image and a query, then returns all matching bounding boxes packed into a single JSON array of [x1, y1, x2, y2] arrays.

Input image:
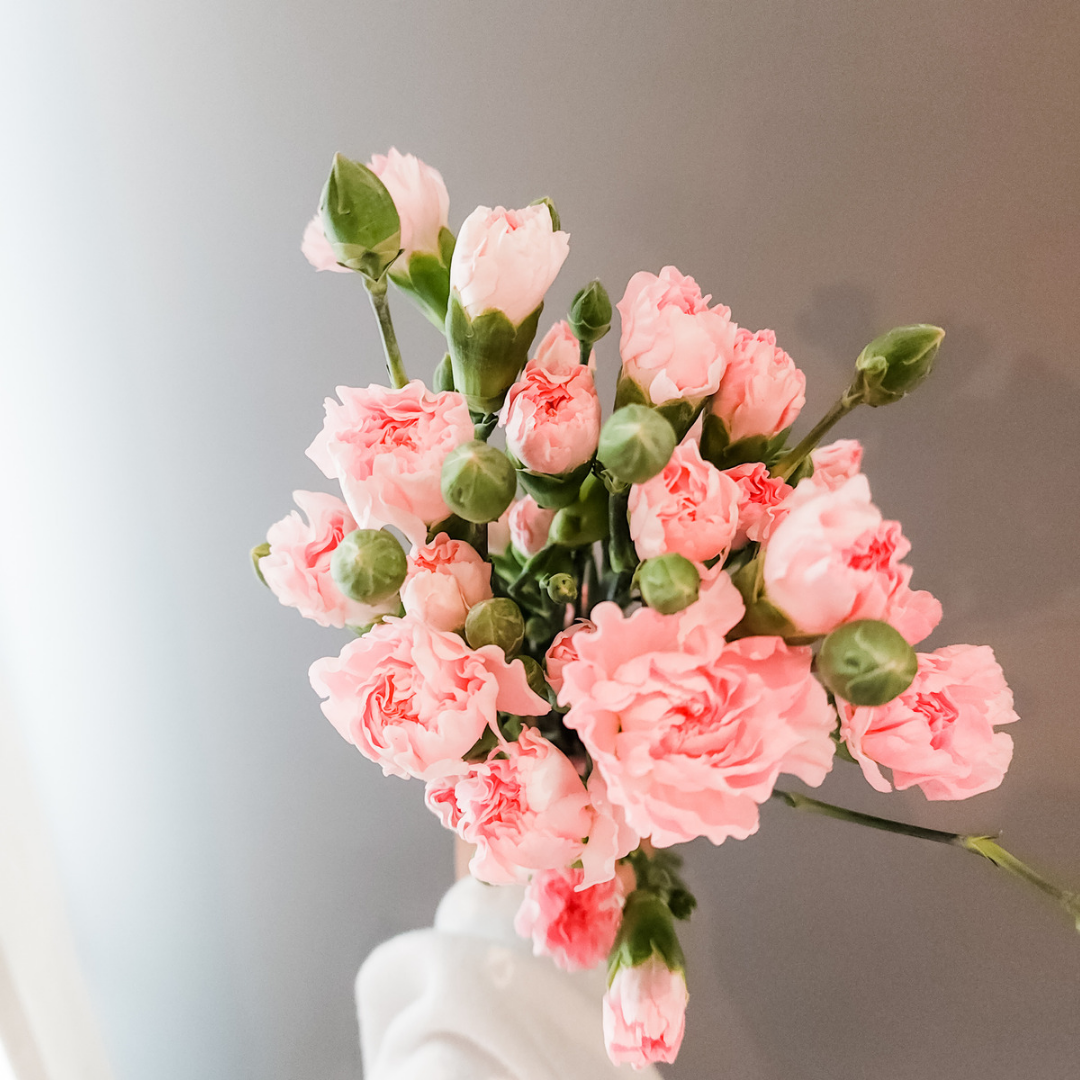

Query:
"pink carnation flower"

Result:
[[450, 204, 570, 326], [400, 532, 493, 632], [514, 867, 626, 972], [840, 644, 1018, 800], [306, 380, 474, 548], [806, 438, 863, 492], [300, 214, 351, 273], [559, 602, 835, 846], [708, 328, 805, 441], [508, 496, 555, 557], [369, 148, 449, 262], [544, 620, 596, 695], [723, 462, 793, 549], [533, 319, 595, 371], [502, 325, 602, 475], [309, 617, 547, 781], [603, 956, 688, 1068], [628, 440, 740, 563], [764, 475, 941, 644], [616, 266, 737, 406]]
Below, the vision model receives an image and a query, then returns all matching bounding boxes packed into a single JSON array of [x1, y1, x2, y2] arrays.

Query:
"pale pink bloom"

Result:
[[603, 956, 688, 1068], [617, 266, 737, 405], [262, 490, 389, 628], [533, 319, 595, 373], [488, 504, 512, 556], [514, 868, 626, 972], [669, 563, 746, 656], [628, 440, 740, 563], [544, 620, 596, 695], [840, 644, 1017, 800], [301, 214, 351, 273], [400, 532, 493, 632], [764, 475, 941, 643], [368, 147, 449, 262], [808, 438, 863, 491], [508, 496, 555, 557], [306, 380, 474, 548], [502, 338, 601, 475], [559, 602, 835, 846], [723, 462, 793, 549], [450, 204, 570, 325], [709, 328, 805, 441], [309, 616, 546, 782]]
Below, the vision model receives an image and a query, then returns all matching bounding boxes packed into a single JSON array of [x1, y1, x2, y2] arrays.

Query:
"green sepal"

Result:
[[607, 892, 686, 982], [529, 196, 561, 231], [699, 414, 792, 471], [614, 373, 704, 442], [608, 488, 636, 574], [319, 153, 401, 282], [433, 353, 455, 392], [848, 324, 944, 407], [463, 724, 500, 763], [726, 558, 802, 641], [438, 226, 456, 267], [548, 473, 610, 547], [511, 456, 592, 510], [389, 250, 451, 327], [251, 542, 271, 586]]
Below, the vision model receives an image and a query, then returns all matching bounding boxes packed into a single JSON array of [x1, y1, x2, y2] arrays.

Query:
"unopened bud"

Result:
[[548, 473, 609, 547], [568, 280, 612, 347], [817, 619, 918, 706], [319, 153, 402, 281], [637, 554, 700, 614], [330, 528, 408, 605], [441, 441, 518, 523], [251, 541, 270, 586], [546, 572, 578, 603], [848, 325, 944, 407], [465, 597, 525, 656], [598, 405, 677, 485]]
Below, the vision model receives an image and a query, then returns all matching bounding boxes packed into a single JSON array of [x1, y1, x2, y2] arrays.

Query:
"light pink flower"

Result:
[[310, 617, 547, 781], [807, 438, 863, 491], [262, 490, 388, 628], [306, 380, 474, 548], [400, 532, 492, 632], [723, 462, 793, 548], [617, 266, 737, 405], [603, 956, 688, 1068], [450, 204, 570, 325], [369, 148, 449, 262], [559, 603, 835, 846], [708, 328, 805, 442], [515, 868, 625, 971], [628, 440, 740, 563], [508, 496, 555, 557], [840, 644, 1017, 800], [488, 504, 512, 556], [763, 475, 941, 643], [533, 319, 594, 373], [502, 333, 601, 475], [301, 214, 351, 273], [544, 620, 596, 695]]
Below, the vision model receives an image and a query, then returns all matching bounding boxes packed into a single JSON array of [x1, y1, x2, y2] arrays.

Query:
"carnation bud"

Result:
[[546, 572, 578, 603], [568, 280, 612, 347], [319, 153, 402, 281], [251, 541, 270, 586], [636, 554, 700, 614], [817, 619, 918, 706], [548, 473, 609, 547], [441, 441, 518, 523], [465, 597, 525, 656], [330, 528, 408, 605], [847, 325, 944, 407], [433, 352, 455, 392], [597, 405, 677, 485]]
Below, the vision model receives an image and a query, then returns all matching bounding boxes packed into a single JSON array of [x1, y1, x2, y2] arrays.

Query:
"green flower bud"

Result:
[[597, 405, 677, 485], [440, 441, 518, 524], [568, 280, 612, 347], [847, 325, 945, 407], [548, 473, 609, 547], [251, 541, 270, 586], [817, 619, 918, 706], [637, 554, 700, 614], [330, 528, 408, 605], [433, 352, 455, 392], [465, 597, 526, 656], [529, 196, 561, 231], [546, 572, 578, 603], [319, 153, 402, 281]]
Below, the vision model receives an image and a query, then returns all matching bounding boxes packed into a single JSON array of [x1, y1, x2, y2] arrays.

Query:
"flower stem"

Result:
[[771, 393, 858, 481], [365, 276, 408, 389], [771, 788, 1080, 933]]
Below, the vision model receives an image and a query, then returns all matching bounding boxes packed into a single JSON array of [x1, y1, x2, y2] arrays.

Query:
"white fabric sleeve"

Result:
[[357, 876, 660, 1080]]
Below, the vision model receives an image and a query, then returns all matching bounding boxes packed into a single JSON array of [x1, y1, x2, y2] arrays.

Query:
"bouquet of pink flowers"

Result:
[[255, 149, 1078, 1069]]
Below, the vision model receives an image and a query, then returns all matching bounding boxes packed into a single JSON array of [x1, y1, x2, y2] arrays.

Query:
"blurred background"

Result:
[[1, 1, 1078, 1077]]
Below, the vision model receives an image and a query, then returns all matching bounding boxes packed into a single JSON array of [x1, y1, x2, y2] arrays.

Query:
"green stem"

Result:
[[772, 789, 1080, 933], [771, 393, 858, 481], [579, 339, 591, 367], [365, 276, 408, 389]]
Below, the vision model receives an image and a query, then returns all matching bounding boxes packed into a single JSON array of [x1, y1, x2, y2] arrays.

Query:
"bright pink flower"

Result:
[[708, 328, 805, 441], [533, 319, 594, 372], [369, 148, 449, 261], [544, 620, 596, 695], [508, 496, 555, 557], [616, 266, 737, 406], [300, 214, 351, 273], [840, 644, 1017, 800], [559, 603, 835, 846], [450, 204, 570, 325], [306, 380, 474, 548], [514, 868, 625, 971], [603, 956, 688, 1068], [400, 532, 492, 632], [262, 490, 390, 628], [628, 440, 740, 563], [309, 617, 547, 782], [723, 462, 793, 548], [763, 475, 941, 643], [502, 328, 601, 475]]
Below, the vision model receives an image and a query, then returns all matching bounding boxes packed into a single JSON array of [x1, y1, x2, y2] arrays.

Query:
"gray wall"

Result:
[[2, 1, 1078, 1078]]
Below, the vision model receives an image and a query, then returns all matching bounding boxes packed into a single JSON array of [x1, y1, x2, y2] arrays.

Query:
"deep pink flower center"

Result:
[[912, 690, 960, 748], [843, 527, 897, 573]]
